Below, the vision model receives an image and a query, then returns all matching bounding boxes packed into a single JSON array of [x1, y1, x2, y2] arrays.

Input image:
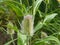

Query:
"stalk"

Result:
[[27, 36, 31, 45], [20, 0, 22, 4], [27, 36, 29, 45], [10, 34, 15, 45], [45, 4, 48, 13]]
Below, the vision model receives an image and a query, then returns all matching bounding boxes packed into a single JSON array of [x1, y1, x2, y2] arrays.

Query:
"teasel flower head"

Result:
[[21, 15, 34, 36], [7, 21, 15, 35]]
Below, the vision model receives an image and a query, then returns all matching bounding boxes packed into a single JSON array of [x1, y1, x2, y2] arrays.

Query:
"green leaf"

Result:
[[44, 13, 57, 23], [33, 0, 43, 15], [17, 32, 27, 45], [4, 38, 17, 45], [0, 1, 27, 16], [6, 2, 23, 16], [34, 22, 43, 33], [12, 26, 19, 32]]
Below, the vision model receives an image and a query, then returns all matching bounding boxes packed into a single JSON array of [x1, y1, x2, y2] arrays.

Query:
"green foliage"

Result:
[[0, 0, 60, 45], [4, 38, 17, 45], [43, 13, 57, 23], [34, 22, 43, 32], [17, 32, 27, 45], [33, 0, 43, 15]]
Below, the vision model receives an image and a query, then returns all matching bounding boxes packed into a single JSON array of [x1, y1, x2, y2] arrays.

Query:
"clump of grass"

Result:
[[0, 0, 60, 45]]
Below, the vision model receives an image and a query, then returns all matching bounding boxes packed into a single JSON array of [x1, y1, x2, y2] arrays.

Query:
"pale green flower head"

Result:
[[21, 15, 34, 36], [7, 21, 14, 35]]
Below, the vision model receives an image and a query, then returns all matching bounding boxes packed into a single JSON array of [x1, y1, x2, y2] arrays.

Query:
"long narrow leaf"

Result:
[[4, 38, 17, 45], [35, 36, 60, 45], [34, 22, 43, 33], [44, 13, 57, 23], [33, 0, 43, 15]]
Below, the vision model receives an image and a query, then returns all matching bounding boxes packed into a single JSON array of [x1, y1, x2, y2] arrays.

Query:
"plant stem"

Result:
[[10, 34, 15, 45], [45, 3, 48, 13], [20, 0, 22, 4], [27, 36, 29, 45], [26, 0, 29, 7], [27, 36, 31, 45]]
